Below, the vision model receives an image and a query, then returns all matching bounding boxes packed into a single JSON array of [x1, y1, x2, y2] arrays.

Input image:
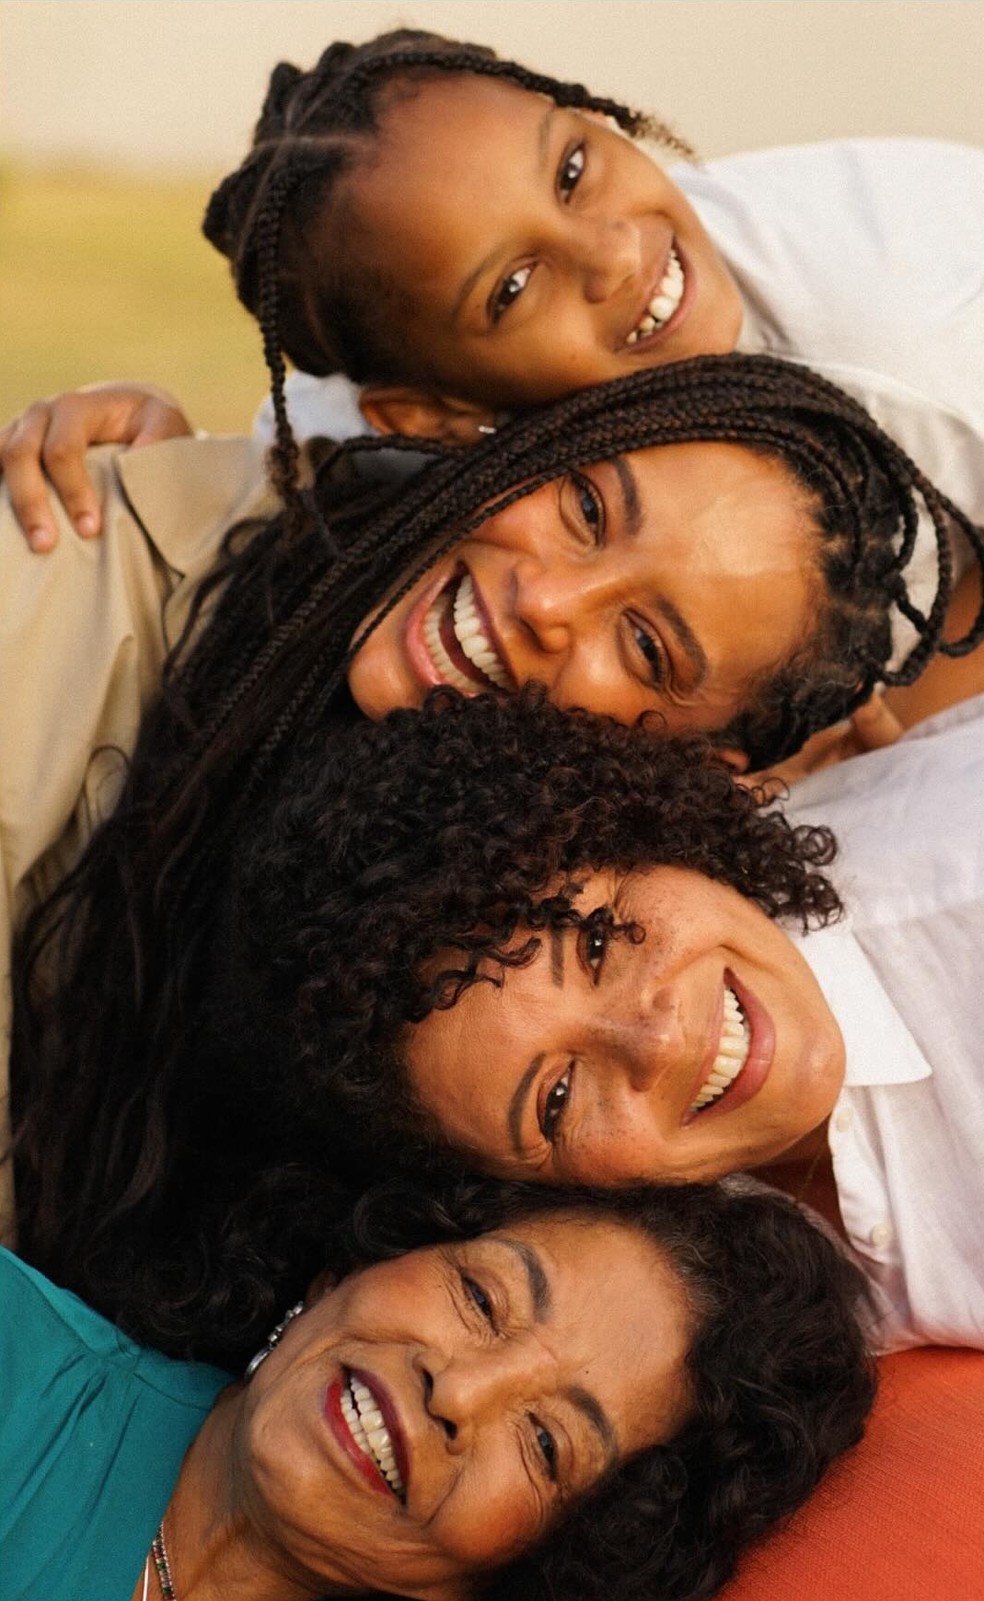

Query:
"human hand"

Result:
[[741, 693, 904, 794], [0, 383, 193, 551]]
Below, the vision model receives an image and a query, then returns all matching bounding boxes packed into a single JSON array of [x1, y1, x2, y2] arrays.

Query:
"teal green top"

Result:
[[0, 1248, 230, 1601]]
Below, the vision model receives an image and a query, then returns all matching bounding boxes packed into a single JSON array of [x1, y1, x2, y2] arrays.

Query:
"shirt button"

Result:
[[869, 1222, 893, 1249], [834, 1108, 853, 1133]]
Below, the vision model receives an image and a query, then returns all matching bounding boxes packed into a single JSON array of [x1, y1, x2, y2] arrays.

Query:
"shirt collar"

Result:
[[791, 919, 931, 1089]]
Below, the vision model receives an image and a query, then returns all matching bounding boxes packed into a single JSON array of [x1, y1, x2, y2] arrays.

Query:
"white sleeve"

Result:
[[252, 371, 375, 446], [677, 139, 984, 424]]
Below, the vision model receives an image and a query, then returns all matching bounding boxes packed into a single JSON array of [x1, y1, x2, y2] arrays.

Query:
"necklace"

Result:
[[150, 1521, 180, 1601]]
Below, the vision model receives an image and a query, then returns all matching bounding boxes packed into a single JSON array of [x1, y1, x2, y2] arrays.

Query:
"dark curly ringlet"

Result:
[[13, 685, 841, 1362], [201, 26, 690, 502], [314, 1175, 876, 1601], [218, 687, 841, 1178]]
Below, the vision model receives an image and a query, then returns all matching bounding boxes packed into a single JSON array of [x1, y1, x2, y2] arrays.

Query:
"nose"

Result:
[[574, 215, 642, 304], [420, 1341, 553, 1451], [510, 557, 581, 656], [596, 982, 687, 1094]]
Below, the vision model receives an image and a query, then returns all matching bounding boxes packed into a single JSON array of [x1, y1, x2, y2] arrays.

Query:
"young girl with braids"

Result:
[[6, 27, 983, 643]]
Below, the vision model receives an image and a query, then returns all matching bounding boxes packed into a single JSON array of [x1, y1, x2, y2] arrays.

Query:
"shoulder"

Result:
[[113, 433, 278, 572]]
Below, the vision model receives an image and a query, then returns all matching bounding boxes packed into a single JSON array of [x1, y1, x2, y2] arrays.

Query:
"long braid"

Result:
[[202, 28, 693, 522], [13, 354, 984, 1282]]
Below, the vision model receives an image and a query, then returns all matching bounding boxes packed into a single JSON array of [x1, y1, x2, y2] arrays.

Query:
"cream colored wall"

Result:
[[3, 0, 983, 170]]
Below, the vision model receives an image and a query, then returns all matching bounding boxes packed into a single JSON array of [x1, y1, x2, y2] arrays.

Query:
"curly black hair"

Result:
[[14, 688, 841, 1361], [306, 1175, 876, 1601]]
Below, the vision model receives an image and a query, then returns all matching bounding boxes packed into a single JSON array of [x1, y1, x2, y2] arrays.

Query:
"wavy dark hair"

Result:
[[287, 1175, 876, 1601], [14, 687, 841, 1359]]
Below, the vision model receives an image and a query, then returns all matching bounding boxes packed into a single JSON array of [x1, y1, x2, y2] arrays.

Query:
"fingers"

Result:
[[0, 402, 80, 551], [849, 692, 904, 751], [1, 383, 194, 551]]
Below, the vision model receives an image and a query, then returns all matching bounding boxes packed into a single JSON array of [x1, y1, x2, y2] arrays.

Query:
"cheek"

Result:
[[431, 1458, 542, 1572]]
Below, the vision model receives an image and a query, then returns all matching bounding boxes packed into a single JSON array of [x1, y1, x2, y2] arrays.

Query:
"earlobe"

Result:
[[359, 384, 498, 445], [714, 745, 750, 775]]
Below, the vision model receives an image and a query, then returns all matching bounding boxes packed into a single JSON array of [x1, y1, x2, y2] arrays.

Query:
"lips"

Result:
[[623, 239, 689, 351], [325, 1366, 410, 1502], [683, 971, 775, 1124], [412, 565, 514, 695]]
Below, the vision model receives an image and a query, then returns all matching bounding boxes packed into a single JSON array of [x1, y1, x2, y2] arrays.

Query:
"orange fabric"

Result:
[[719, 1349, 984, 1601]]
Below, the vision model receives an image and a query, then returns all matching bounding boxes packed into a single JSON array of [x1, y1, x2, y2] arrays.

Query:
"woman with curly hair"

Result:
[[3, 349, 980, 1245], [1, 1174, 875, 1601], [11, 684, 939, 1367]]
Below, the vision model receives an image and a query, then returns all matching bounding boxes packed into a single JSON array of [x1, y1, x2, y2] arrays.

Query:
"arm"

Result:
[[0, 382, 193, 549]]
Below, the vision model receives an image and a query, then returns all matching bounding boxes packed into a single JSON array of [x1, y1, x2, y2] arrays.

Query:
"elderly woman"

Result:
[[2, 1176, 873, 1601]]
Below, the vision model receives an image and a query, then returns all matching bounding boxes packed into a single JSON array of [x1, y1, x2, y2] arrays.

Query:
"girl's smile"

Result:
[[328, 74, 743, 413]]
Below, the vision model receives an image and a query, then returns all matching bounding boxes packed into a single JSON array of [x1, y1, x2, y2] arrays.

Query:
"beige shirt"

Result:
[[0, 434, 276, 1236]]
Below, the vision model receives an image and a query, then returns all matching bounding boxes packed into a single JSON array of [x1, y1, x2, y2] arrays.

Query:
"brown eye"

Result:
[[491, 264, 533, 323], [558, 144, 586, 200], [541, 1065, 573, 1141]]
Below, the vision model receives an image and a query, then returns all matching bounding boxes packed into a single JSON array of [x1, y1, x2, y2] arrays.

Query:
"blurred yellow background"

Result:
[[3, 1, 984, 433]]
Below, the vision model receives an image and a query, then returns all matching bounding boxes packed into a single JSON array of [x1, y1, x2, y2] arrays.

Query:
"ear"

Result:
[[714, 745, 750, 775], [359, 383, 498, 445], [304, 1267, 338, 1307]]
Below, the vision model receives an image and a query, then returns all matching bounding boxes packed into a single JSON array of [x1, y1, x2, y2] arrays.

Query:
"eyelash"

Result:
[[462, 1272, 497, 1331], [462, 1270, 559, 1481], [488, 142, 586, 324], [558, 142, 586, 201], [630, 618, 668, 689], [541, 1064, 573, 1143], [568, 470, 606, 545]]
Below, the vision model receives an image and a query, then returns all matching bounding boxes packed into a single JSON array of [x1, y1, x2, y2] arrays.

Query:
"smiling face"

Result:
[[238, 1215, 693, 1600], [405, 867, 845, 1186], [347, 440, 818, 736], [328, 73, 743, 408]]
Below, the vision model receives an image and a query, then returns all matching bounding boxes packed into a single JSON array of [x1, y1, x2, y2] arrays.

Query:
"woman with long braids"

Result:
[[1, 352, 982, 1246]]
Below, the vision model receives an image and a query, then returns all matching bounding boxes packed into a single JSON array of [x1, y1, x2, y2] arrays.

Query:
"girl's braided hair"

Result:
[[201, 27, 693, 504], [14, 685, 842, 1362]]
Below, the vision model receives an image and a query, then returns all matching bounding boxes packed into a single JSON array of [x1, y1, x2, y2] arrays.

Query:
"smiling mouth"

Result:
[[689, 985, 750, 1114], [625, 243, 686, 345], [339, 1369, 407, 1500], [422, 569, 513, 693]]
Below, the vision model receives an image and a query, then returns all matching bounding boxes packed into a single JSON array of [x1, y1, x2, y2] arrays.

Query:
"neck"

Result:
[[751, 1119, 847, 1240], [144, 1388, 319, 1601]]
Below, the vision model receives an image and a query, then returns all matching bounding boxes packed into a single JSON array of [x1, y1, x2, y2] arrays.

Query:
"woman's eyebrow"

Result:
[[612, 456, 643, 537]]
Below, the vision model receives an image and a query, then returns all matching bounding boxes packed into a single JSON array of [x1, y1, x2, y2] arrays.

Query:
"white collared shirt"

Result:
[[790, 694, 984, 1351]]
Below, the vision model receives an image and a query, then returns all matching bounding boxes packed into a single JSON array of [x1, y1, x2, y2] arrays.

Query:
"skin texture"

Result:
[[347, 440, 818, 731], [336, 74, 744, 419], [406, 866, 846, 1185], [159, 1217, 692, 1601]]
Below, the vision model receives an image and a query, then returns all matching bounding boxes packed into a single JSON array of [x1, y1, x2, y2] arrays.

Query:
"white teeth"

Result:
[[339, 1374, 406, 1498], [452, 573, 511, 689], [689, 987, 750, 1113], [422, 572, 510, 693], [626, 245, 685, 344], [423, 586, 479, 694]]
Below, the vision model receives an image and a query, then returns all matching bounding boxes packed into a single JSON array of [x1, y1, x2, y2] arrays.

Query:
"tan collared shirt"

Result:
[[0, 434, 277, 1237]]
